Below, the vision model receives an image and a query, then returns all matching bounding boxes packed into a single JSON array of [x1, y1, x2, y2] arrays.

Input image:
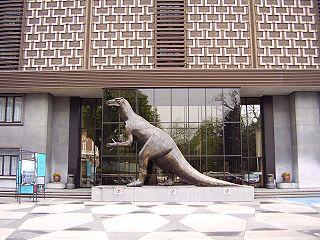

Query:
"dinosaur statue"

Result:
[[106, 97, 237, 187]]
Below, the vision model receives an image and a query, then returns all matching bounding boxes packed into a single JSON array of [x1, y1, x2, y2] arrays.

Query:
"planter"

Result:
[[282, 175, 290, 183], [53, 175, 61, 183]]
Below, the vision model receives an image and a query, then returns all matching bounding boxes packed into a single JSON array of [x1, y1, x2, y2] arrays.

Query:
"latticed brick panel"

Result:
[[186, 0, 252, 69], [91, 0, 155, 69], [256, 0, 320, 69], [22, 0, 86, 71]]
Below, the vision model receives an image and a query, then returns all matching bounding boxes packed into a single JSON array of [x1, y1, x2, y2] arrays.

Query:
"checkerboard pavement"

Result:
[[0, 197, 320, 240]]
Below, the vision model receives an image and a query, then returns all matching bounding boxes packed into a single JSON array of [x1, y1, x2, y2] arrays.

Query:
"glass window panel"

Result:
[[155, 89, 171, 122], [207, 156, 224, 175], [189, 89, 205, 122], [82, 99, 97, 128], [223, 89, 240, 122], [206, 120, 224, 155], [225, 156, 241, 174], [157, 123, 171, 136], [0, 97, 6, 122], [206, 89, 223, 121], [6, 97, 13, 122], [137, 89, 157, 122], [224, 123, 241, 155], [172, 89, 188, 122], [119, 89, 137, 112], [171, 122, 188, 155], [13, 97, 22, 122], [189, 156, 201, 173], [104, 89, 120, 123], [189, 123, 206, 155]]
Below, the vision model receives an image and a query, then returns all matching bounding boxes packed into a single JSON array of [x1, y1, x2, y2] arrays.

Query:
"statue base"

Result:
[[92, 185, 254, 202]]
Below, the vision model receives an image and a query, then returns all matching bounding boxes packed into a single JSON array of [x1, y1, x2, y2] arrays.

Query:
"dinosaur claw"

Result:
[[127, 180, 143, 187]]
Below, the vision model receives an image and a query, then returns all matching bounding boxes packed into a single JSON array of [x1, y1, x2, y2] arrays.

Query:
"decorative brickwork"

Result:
[[256, 0, 320, 69], [91, 0, 155, 69], [186, 0, 252, 69], [22, 0, 86, 71]]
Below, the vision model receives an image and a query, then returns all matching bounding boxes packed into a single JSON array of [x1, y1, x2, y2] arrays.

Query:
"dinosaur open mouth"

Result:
[[106, 99, 120, 107]]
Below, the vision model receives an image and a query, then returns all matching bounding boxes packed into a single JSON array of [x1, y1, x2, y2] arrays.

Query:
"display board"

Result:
[[16, 150, 47, 203]]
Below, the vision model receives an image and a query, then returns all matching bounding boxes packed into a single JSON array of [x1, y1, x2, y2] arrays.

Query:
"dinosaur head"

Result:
[[106, 97, 125, 107]]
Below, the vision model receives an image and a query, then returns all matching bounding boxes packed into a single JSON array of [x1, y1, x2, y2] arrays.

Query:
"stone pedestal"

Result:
[[92, 185, 254, 202], [46, 182, 66, 189], [277, 182, 299, 189]]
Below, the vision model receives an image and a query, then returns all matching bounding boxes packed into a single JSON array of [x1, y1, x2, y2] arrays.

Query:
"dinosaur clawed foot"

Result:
[[127, 180, 143, 187], [159, 180, 174, 186]]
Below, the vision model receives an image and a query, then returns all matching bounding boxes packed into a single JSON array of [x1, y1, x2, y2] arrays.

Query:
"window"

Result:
[[0, 149, 19, 176], [0, 96, 23, 123]]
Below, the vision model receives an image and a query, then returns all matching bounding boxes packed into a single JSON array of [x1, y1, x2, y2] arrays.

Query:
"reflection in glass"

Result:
[[155, 89, 171, 122], [189, 89, 205, 122], [206, 119, 224, 155], [225, 156, 241, 174], [223, 89, 240, 122], [224, 123, 241, 155]]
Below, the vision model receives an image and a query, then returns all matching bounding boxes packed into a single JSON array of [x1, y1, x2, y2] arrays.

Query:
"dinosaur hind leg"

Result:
[[159, 172, 174, 186], [127, 137, 171, 187]]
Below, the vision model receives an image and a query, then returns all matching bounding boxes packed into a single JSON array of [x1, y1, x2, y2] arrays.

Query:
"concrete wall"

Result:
[[290, 92, 320, 188], [273, 96, 293, 183], [0, 94, 71, 187], [50, 97, 70, 183]]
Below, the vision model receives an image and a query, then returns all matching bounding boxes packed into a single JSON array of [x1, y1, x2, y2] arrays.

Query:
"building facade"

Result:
[[0, 0, 320, 188]]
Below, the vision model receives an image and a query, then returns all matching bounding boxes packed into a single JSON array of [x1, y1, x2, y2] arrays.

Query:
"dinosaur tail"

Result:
[[173, 150, 239, 186]]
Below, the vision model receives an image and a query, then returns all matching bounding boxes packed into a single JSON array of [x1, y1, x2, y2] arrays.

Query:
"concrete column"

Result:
[[273, 96, 293, 183], [289, 92, 320, 188], [50, 97, 70, 183]]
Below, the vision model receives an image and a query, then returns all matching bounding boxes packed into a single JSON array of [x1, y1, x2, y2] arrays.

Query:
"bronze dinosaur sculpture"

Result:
[[106, 97, 237, 187]]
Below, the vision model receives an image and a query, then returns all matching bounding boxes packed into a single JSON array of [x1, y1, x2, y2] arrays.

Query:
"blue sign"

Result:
[[19, 185, 34, 194], [37, 153, 46, 177]]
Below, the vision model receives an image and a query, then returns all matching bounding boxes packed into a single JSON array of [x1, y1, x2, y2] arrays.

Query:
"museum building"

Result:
[[0, 0, 320, 189]]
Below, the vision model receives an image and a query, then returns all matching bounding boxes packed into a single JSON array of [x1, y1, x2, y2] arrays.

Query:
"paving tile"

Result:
[[244, 230, 320, 240], [207, 204, 255, 215], [0, 228, 15, 240], [91, 204, 140, 215], [18, 213, 94, 231], [0, 211, 28, 219], [29, 230, 109, 240], [260, 203, 316, 213], [31, 203, 85, 214], [255, 213, 320, 231], [103, 213, 169, 232], [180, 214, 247, 232], [139, 231, 212, 240], [150, 204, 196, 215]]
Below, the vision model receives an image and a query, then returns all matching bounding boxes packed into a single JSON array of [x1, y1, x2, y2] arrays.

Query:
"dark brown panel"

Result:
[[0, 0, 23, 70], [155, 0, 185, 68], [68, 97, 81, 188], [261, 96, 275, 184], [0, 69, 320, 89]]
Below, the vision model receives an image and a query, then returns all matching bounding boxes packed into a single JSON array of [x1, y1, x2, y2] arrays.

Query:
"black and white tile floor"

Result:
[[0, 197, 320, 240]]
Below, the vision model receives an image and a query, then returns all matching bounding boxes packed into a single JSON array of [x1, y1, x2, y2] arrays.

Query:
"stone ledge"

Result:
[[92, 185, 254, 202], [46, 182, 66, 189], [277, 182, 299, 189]]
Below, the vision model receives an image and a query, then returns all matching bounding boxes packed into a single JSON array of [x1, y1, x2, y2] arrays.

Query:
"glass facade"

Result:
[[80, 89, 264, 186], [101, 88, 247, 185]]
